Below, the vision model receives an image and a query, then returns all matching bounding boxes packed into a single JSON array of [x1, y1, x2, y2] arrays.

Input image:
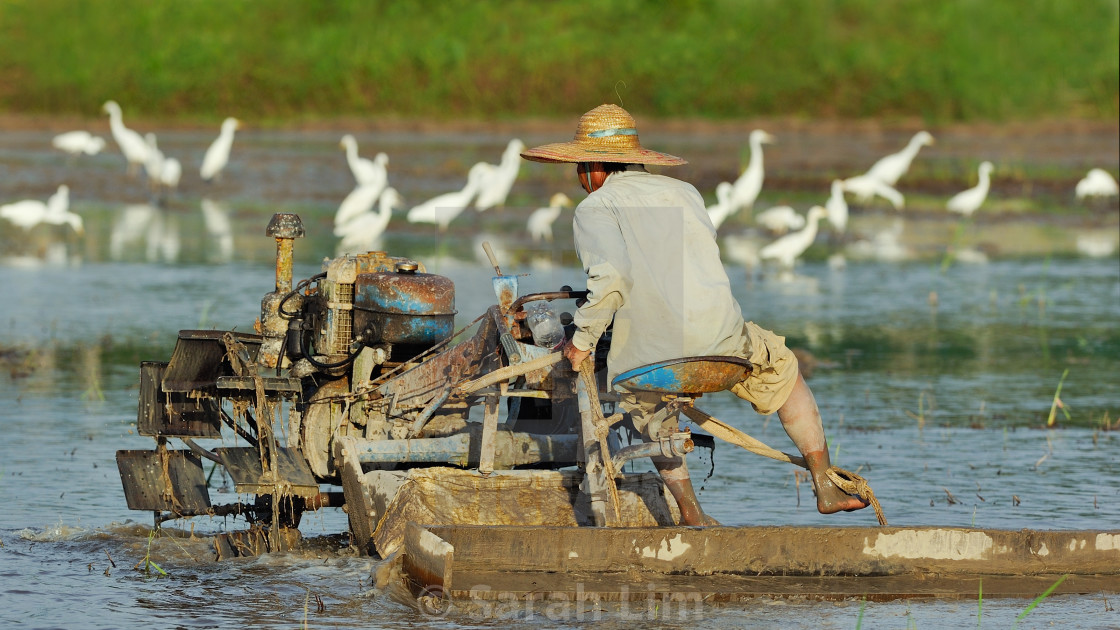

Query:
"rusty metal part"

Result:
[[213, 445, 319, 498], [354, 269, 456, 345], [265, 212, 305, 240], [509, 290, 589, 317], [137, 360, 221, 438], [347, 427, 580, 467], [159, 329, 263, 393], [260, 214, 305, 368], [301, 377, 353, 479], [611, 432, 694, 471], [180, 437, 223, 464], [116, 449, 211, 514], [612, 356, 752, 394], [378, 314, 499, 414]]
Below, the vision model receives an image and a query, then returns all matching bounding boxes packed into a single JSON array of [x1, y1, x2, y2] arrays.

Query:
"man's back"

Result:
[[572, 168, 746, 383]]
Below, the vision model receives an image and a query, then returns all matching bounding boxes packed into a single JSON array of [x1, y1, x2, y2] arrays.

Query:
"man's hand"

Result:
[[562, 339, 592, 372]]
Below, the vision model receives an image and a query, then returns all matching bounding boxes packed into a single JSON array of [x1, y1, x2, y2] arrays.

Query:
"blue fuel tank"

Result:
[[353, 264, 456, 346]]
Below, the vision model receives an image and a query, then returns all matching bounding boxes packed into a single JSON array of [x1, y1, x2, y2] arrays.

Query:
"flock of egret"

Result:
[[1, 102, 1117, 271], [707, 129, 1118, 271], [333, 136, 562, 254]]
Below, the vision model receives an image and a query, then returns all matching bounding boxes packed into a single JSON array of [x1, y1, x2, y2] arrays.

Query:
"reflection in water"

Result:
[[201, 198, 234, 263], [79, 341, 104, 402], [847, 217, 909, 262], [109, 203, 181, 263]]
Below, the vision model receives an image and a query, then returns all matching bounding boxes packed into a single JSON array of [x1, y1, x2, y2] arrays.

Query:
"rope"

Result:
[[682, 405, 887, 526], [579, 359, 623, 524], [826, 467, 888, 526]]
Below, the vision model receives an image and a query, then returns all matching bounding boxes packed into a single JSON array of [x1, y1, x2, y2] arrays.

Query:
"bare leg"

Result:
[[654, 458, 719, 526], [777, 373, 869, 514]]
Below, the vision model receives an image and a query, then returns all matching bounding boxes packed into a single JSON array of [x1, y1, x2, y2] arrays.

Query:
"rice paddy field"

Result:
[[1, 1, 1118, 627]]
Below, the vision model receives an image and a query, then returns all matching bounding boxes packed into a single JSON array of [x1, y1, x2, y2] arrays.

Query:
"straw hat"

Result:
[[520, 104, 686, 166]]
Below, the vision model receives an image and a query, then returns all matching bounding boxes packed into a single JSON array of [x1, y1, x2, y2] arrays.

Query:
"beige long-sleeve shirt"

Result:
[[571, 167, 747, 385]]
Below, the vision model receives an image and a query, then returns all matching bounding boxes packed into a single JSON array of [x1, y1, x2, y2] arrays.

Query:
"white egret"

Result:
[[759, 205, 827, 269], [947, 161, 994, 217], [864, 131, 934, 186], [825, 179, 848, 233], [705, 182, 735, 229], [728, 129, 775, 215], [755, 205, 806, 235], [1075, 168, 1119, 199], [407, 163, 489, 232], [335, 182, 385, 229], [337, 188, 404, 254], [160, 157, 182, 193], [474, 138, 526, 211], [52, 131, 105, 156], [200, 117, 241, 182], [334, 185, 396, 237], [102, 101, 150, 176], [720, 233, 762, 269], [840, 174, 905, 209], [527, 192, 573, 243], [1, 185, 82, 234], [339, 135, 389, 188]]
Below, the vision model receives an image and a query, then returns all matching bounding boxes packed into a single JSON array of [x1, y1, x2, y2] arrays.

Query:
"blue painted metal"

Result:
[[492, 274, 518, 312], [354, 270, 456, 344], [611, 356, 752, 394]]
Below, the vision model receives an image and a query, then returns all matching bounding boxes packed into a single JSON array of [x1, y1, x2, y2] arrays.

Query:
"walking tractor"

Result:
[[116, 214, 1119, 604], [115, 212, 727, 555]]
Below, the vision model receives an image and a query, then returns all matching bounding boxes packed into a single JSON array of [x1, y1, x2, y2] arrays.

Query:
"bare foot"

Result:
[[803, 450, 870, 514], [813, 472, 870, 514]]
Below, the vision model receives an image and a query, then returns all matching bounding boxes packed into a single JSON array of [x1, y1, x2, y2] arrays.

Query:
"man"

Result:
[[521, 104, 868, 526]]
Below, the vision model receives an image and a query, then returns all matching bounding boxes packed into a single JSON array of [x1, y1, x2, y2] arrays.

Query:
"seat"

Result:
[[611, 356, 752, 395]]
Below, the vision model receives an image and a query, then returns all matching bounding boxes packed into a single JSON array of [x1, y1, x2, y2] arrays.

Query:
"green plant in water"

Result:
[[856, 596, 866, 629], [135, 529, 167, 576], [906, 390, 930, 431], [976, 578, 983, 628], [939, 222, 968, 273], [1014, 574, 1068, 626], [1046, 368, 1070, 427]]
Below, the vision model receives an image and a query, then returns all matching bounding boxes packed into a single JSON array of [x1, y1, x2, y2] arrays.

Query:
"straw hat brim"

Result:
[[521, 142, 687, 166]]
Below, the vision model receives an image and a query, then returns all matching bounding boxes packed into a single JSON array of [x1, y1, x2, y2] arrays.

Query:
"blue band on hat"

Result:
[[587, 128, 637, 138]]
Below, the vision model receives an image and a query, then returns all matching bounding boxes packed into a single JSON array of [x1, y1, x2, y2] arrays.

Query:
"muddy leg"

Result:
[[654, 457, 719, 526], [777, 373, 869, 514]]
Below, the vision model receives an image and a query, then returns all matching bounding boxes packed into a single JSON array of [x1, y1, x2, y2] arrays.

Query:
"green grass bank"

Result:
[[1, 0, 1117, 123]]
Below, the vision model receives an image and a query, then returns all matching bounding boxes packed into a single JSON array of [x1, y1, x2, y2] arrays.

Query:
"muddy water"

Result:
[[1, 123, 1118, 628]]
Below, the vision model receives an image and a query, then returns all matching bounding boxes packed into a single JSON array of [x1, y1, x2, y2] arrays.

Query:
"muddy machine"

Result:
[[115, 214, 1120, 602], [116, 213, 722, 557]]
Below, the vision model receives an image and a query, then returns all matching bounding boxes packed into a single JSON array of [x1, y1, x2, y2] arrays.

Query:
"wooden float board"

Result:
[[403, 524, 1120, 601]]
